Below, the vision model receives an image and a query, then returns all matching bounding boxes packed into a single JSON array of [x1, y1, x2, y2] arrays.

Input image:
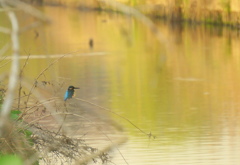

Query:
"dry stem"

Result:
[[0, 1, 20, 137]]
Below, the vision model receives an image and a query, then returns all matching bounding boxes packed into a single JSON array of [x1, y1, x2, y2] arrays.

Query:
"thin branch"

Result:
[[98, 129, 129, 165], [0, 26, 11, 34], [75, 136, 127, 165], [17, 53, 31, 110], [20, 21, 43, 34], [24, 55, 66, 107], [99, 0, 167, 46], [0, 6, 17, 12], [7, 0, 51, 23], [20, 79, 74, 135], [22, 112, 128, 164], [75, 98, 155, 139], [0, 2, 20, 136], [0, 60, 11, 68], [0, 43, 10, 57], [18, 97, 58, 120], [25, 50, 82, 108]]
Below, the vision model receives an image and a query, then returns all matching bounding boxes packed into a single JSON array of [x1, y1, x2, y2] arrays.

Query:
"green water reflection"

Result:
[[1, 6, 240, 165]]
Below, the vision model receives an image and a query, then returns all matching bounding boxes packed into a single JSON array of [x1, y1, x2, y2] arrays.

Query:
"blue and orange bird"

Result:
[[64, 86, 79, 101]]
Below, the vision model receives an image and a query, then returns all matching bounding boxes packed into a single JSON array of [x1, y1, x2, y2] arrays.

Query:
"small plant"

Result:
[[0, 154, 23, 165], [0, 93, 36, 164]]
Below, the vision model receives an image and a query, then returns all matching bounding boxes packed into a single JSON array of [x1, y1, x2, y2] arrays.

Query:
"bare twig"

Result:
[[18, 97, 58, 120], [17, 53, 31, 110], [22, 111, 128, 164], [98, 129, 129, 165], [0, 6, 17, 12], [20, 79, 76, 136], [20, 21, 43, 34], [25, 50, 81, 108], [0, 26, 11, 34], [0, 2, 20, 136], [75, 98, 156, 139], [0, 43, 10, 57], [0, 59, 11, 68], [75, 137, 127, 165], [7, 0, 51, 23], [24, 55, 66, 107]]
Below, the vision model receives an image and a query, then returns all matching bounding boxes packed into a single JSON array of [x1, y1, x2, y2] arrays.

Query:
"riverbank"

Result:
[[25, 0, 240, 28], [22, 83, 128, 164]]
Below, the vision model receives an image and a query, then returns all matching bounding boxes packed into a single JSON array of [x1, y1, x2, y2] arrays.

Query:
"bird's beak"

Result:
[[74, 87, 80, 89]]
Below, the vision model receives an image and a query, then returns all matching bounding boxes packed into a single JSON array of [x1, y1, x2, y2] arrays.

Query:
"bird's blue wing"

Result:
[[64, 91, 69, 101]]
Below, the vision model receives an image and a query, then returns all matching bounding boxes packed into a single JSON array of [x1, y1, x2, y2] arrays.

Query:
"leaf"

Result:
[[23, 129, 32, 138], [0, 155, 23, 165], [10, 113, 19, 120], [10, 110, 21, 120], [20, 129, 34, 146], [11, 110, 22, 115]]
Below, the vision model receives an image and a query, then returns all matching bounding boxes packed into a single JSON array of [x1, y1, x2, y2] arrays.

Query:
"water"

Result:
[[1, 6, 240, 165]]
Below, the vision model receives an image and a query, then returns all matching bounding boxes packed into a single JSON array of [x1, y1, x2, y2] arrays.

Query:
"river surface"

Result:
[[1, 6, 240, 165]]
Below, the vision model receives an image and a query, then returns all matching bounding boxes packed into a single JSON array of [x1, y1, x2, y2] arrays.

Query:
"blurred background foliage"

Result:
[[26, 0, 240, 27]]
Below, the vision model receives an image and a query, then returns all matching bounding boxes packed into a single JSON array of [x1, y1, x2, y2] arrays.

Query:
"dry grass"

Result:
[[0, 65, 125, 164], [133, 0, 240, 26]]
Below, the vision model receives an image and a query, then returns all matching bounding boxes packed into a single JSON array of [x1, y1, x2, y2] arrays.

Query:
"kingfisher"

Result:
[[64, 86, 79, 101]]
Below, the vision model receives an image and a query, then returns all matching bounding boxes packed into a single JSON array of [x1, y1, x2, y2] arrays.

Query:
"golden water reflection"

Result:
[[1, 7, 240, 164]]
